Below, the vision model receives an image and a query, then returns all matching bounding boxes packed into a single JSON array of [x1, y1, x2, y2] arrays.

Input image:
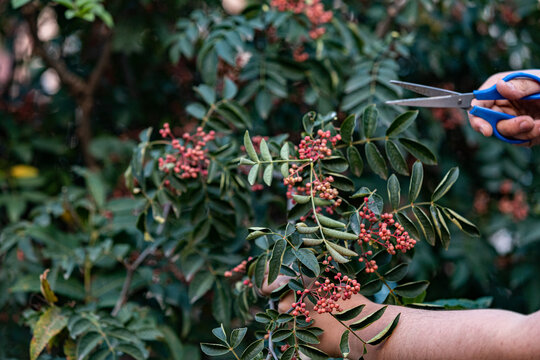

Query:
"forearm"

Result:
[[306, 294, 540, 360]]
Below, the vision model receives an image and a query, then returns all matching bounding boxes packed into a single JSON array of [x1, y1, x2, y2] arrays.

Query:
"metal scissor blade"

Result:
[[386, 93, 475, 109], [390, 80, 460, 97]]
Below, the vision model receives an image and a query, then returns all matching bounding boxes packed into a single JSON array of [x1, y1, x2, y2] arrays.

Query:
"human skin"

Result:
[[262, 275, 540, 359], [468, 69, 540, 145]]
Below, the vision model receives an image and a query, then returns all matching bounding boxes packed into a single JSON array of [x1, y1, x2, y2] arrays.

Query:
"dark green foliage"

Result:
[[2, 1, 540, 359]]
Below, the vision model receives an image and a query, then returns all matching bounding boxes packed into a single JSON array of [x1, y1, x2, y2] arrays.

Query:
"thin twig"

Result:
[[111, 204, 170, 316], [111, 243, 156, 316], [375, 0, 408, 38]]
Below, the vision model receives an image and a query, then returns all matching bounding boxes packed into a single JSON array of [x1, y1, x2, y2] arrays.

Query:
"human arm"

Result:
[[263, 275, 540, 359], [468, 69, 540, 145]]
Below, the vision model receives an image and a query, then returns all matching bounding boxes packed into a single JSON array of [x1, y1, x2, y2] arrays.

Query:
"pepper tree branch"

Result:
[[375, 0, 408, 38], [22, 3, 112, 169]]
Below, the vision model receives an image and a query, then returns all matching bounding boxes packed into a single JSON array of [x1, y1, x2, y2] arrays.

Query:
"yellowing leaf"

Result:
[[10, 165, 39, 179], [30, 307, 68, 360], [40, 269, 57, 305]]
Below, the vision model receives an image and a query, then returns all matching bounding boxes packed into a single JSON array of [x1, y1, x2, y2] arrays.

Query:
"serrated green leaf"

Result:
[[296, 223, 319, 234], [393, 281, 429, 298], [387, 174, 400, 210], [316, 213, 346, 228], [255, 90, 272, 119], [30, 307, 68, 360], [347, 146, 363, 177], [268, 239, 286, 284], [409, 161, 423, 202], [322, 228, 358, 241], [383, 263, 409, 282], [200, 343, 230, 356], [350, 306, 387, 331], [212, 326, 227, 343], [230, 328, 247, 348], [326, 241, 358, 257], [117, 344, 146, 360], [298, 345, 329, 360], [302, 238, 324, 246], [248, 164, 259, 186], [325, 245, 349, 263], [362, 104, 378, 138], [259, 138, 272, 162], [195, 84, 216, 105], [272, 329, 293, 342], [412, 207, 436, 246], [188, 272, 215, 303], [395, 212, 420, 240], [321, 156, 349, 173], [340, 330, 350, 358], [334, 304, 365, 321], [239, 158, 257, 166], [223, 77, 238, 99], [76, 332, 103, 360], [431, 167, 459, 202], [186, 103, 206, 119], [340, 114, 356, 144], [385, 140, 409, 175], [386, 111, 418, 137], [432, 205, 451, 249], [280, 162, 289, 177], [244, 131, 259, 162], [365, 142, 387, 180], [280, 346, 295, 360], [296, 329, 320, 344], [246, 230, 267, 241], [398, 138, 437, 165], [441, 207, 480, 237], [367, 313, 400, 345], [254, 255, 267, 289], [294, 248, 320, 276], [302, 111, 316, 134], [325, 172, 355, 191], [360, 279, 382, 296], [292, 195, 310, 204], [263, 164, 273, 186], [280, 142, 290, 160], [351, 186, 372, 199], [241, 339, 264, 360]]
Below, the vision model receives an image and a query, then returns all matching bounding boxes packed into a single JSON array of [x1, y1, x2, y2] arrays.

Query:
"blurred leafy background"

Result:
[[1, 0, 540, 358]]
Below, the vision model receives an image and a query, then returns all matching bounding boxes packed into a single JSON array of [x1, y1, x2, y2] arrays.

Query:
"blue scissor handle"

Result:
[[473, 71, 540, 100], [469, 106, 527, 144], [470, 71, 540, 144]]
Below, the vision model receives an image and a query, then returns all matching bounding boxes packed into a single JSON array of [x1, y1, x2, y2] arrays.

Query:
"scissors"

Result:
[[386, 72, 540, 144]]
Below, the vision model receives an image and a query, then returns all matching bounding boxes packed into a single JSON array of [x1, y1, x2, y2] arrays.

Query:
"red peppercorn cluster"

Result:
[[287, 272, 361, 322], [498, 189, 529, 221], [293, 45, 309, 63], [270, 0, 333, 39], [298, 130, 341, 161], [224, 256, 253, 277], [356, 199, 417, 272], [282, 130, 343, 220], [158, 124, 215, 179]]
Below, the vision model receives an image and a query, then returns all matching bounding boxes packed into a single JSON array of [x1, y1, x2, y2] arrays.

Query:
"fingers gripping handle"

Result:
[[469, 106, 528, 144], [473, 72, 540, 100]]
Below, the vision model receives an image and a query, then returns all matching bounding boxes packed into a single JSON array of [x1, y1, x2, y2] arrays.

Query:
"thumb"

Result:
[[497, 78, 540, 100]]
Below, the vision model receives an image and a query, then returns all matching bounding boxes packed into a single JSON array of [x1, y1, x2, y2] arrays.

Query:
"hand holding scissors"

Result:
[[386, 71, 540, 144]]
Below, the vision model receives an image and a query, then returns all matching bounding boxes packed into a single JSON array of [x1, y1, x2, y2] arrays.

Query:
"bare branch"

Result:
[[375, 0, 408, 38], [22, 3, 86, 96]]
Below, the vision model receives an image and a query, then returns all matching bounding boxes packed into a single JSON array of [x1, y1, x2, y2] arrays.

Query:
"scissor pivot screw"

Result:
[[457, 98, 462, 105]]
